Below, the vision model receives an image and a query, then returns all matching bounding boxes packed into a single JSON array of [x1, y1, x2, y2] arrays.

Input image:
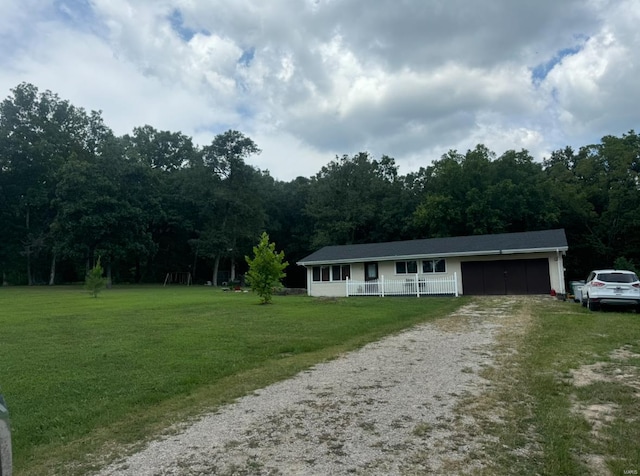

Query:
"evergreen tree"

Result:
[[85, 258, 107, 298]]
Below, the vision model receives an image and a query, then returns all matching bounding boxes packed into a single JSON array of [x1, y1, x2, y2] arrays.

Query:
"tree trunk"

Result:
[[26, 245, 33, 285], [2, 271, 7, 286], [48, 252, 56, 285], [25, 206, 33, 285], [230, 258, 236, 283], [212, 254, 220, 286], [192, 247, 199, 282], [106, 261, 112, 289]]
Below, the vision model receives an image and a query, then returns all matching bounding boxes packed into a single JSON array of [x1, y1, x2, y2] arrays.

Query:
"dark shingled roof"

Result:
[[298, 229, 568, 265]]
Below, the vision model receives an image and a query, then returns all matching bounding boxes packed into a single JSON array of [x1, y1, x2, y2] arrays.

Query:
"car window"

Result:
[[596, 272, 639, 283]]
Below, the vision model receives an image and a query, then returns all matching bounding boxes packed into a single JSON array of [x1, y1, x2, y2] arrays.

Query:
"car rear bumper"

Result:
[[591, 297, 640, 306]]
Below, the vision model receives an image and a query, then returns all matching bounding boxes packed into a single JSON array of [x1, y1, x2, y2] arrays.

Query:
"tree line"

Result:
[[1, 82, 639, 287]]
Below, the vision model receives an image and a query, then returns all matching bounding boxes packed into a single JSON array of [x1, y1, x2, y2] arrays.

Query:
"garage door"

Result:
[[461, 258, 551, 295]]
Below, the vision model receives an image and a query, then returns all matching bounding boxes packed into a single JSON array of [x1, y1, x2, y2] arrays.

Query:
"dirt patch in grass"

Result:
[[609, 345, 640, 362], [570, 345, 640, 391], [567, 343, 640, 475], [582, 454, 611, 476], [571, 362, 610, 387], [572, 399, 619, 435], [569, 344, 640, 427]]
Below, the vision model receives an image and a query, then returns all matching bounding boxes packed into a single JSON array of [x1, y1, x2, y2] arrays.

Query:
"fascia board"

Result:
[[500, 247, 569, 255], [297, 247, 568, 266], [298, 250, 502, 266]]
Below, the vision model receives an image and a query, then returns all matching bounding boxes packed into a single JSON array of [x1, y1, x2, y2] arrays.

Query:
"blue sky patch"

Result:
[[531, 41, 586, 84], [168, 9, 197, 42], [238, 48, 256, 67], [235, 103, 254, 120]]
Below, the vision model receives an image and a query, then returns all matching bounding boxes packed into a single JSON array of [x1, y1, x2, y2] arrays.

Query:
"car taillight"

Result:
[[633, 283, 640, 288], [592, 281, 605, 287]]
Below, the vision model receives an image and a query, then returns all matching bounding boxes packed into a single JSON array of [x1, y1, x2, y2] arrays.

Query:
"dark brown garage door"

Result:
[[461, 258, 551, 295]]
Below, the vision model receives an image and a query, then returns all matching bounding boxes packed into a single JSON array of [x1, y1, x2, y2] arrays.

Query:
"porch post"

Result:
[[381, 275, 385, 297], [346, 276, 350, 297], [416, 273, 420, 297]]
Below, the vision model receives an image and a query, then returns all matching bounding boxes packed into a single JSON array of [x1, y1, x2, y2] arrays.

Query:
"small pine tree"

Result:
[[85, 257, 107, 298], [245, 232, 288, 304]]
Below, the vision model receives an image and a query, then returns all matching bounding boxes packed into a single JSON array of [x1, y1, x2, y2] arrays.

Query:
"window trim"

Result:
[[395, 260, 418, 274], [312, 264, 351, 282], [422, 258, 446, 274]]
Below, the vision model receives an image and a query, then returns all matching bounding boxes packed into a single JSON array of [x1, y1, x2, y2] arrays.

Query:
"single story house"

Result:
[[297, 229, 568, 297]]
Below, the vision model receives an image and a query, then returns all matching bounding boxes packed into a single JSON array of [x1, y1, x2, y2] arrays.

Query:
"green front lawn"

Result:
[[0, 286, 465, 475]]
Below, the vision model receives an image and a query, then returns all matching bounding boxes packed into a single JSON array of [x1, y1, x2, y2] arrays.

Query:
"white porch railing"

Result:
[[346, 273, 459, 297]]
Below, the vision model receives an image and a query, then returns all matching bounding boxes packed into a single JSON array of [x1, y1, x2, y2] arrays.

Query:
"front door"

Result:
[[365, 262, 379, 281]]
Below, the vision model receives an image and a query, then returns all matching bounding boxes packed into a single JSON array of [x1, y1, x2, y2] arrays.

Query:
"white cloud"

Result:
[[0, 0, 639, 179], [541, 0, 640, 142]]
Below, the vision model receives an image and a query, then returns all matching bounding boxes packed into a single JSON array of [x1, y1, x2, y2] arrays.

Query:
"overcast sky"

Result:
[[1, 0, 638, 180]]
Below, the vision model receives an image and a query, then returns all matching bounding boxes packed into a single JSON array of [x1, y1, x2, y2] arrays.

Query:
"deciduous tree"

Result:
[[306, 152, 409, 246], [198, 130, 265, 285], [245, 232, 288, 304]]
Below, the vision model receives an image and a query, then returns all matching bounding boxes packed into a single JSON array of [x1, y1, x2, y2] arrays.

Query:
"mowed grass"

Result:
[[0, 286, 465, 475], [475, 299, 640, 475]]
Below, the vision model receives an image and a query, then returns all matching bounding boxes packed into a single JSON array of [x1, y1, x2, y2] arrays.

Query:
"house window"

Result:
[[332, 265, 351, 281], [312, 266, 330, 281], [423, 259, 446, 273], [396, 260, 418, 274], [313, 265, 351, 282]]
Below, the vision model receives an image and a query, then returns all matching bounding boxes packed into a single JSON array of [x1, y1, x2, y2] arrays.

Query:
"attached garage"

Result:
[[461, 258, 551, 295]]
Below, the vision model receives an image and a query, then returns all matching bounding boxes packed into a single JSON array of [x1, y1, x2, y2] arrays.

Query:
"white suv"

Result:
[[581, 269, 640, 312]]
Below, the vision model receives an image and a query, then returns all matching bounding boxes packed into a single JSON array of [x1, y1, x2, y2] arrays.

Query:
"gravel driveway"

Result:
[[96, 299, 515, 475]]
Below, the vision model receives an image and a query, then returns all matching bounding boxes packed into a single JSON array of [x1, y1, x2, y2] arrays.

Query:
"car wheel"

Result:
[[581, 298, 587, 308], [588, 298, 600, 311]]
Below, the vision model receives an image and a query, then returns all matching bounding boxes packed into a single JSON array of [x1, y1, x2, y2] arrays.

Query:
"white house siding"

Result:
[[304, 252, 565, 298], [305, 264, 364, 297]]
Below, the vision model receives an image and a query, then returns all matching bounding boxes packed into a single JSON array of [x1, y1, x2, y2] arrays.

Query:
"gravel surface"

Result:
[[96, 300, 512, 475]]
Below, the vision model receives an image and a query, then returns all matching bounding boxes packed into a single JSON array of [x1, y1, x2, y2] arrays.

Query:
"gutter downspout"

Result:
[[556, 249, 565, 294]]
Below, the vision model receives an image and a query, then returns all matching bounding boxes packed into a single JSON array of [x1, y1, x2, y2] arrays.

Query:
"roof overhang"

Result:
[[297, 246, 568, 267]]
